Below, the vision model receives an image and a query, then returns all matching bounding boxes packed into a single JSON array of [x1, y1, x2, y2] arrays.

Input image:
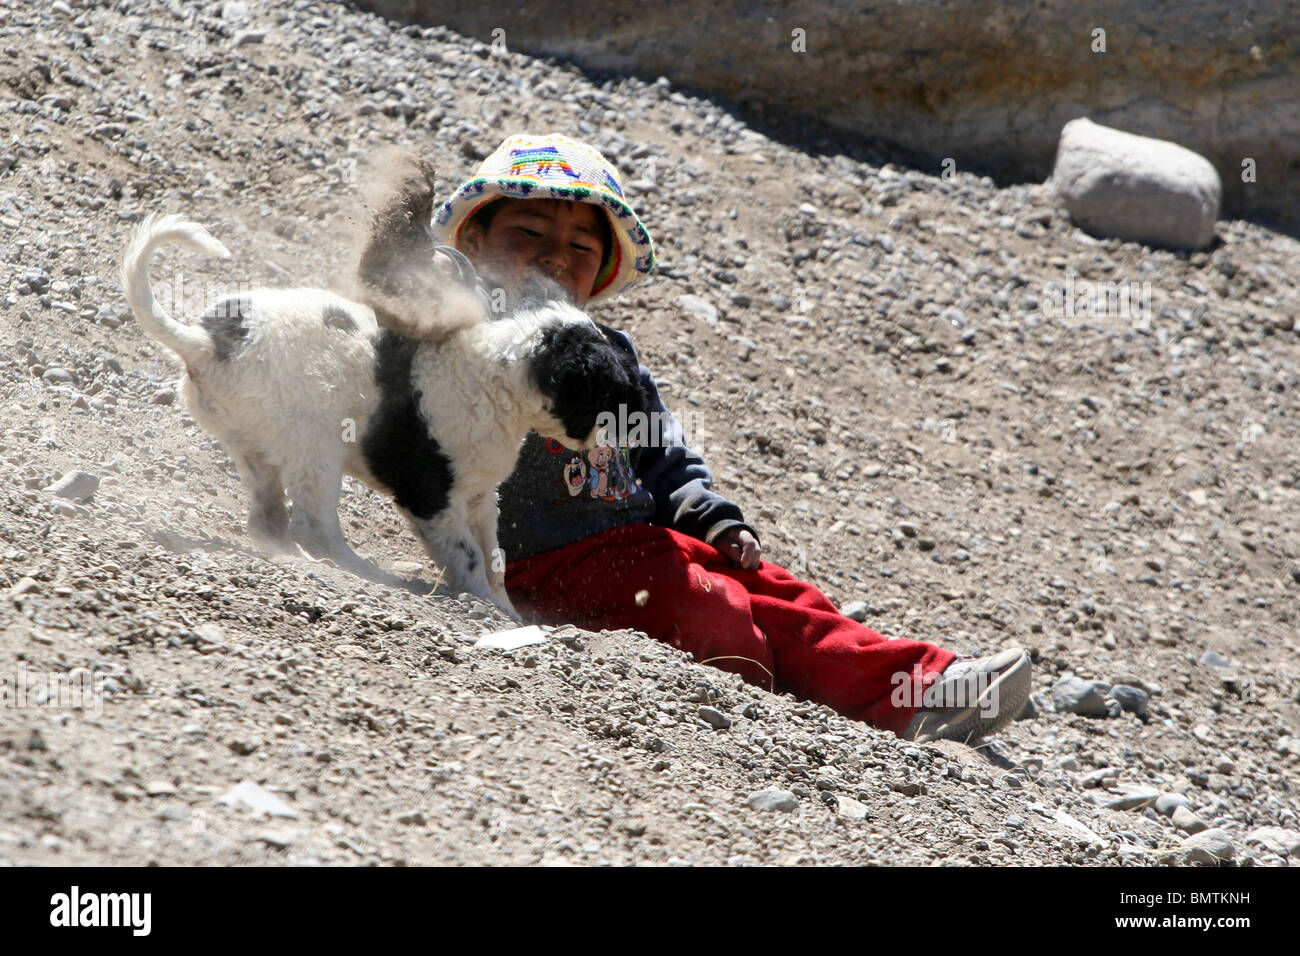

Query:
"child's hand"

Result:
[[716, 527, 762, 570]]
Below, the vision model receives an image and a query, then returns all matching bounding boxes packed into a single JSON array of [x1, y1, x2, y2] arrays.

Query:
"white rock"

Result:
[[748, 788, 797, 812], [1051, 118, 1220, 250], [1182, 827, 1235, 865], [1244, 826, 1300, 857], [44, 470, 99, 503], [219, 780, 299, 819], [677, 294, 719, 326], [473, 625, 549, 650], [1172, 805, 1208, 834]]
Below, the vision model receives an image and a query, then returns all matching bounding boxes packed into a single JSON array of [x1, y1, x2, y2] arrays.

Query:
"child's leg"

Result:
[[505, 523, 775, 687], [506, 524, 955, 732], [703, 556, 957, 734]]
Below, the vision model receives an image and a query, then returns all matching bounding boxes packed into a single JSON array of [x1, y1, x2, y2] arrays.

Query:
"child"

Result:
[[427, 132, 1031, 742]]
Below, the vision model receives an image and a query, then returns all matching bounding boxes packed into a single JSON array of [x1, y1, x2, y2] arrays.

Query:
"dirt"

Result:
[[0, 0, 1297, 867]]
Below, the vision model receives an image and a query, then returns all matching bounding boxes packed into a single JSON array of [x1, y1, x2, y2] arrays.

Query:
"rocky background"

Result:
[[0, 0, 1297, 866], [359, 0, 1300, 232]]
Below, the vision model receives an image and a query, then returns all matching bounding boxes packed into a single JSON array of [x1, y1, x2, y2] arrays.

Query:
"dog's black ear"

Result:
[[532, 323, 646, 443]]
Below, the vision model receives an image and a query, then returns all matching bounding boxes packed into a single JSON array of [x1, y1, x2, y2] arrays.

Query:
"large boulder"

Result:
[[358, 0, 1300, 233], [1051, 118, 1222, 249]]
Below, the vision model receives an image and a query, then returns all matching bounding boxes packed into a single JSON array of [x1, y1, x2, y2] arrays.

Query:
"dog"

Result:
[[120, 213, 645, 619]]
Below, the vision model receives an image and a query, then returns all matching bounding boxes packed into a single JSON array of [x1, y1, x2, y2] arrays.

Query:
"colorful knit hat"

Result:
[[431, 132, 656, 303]]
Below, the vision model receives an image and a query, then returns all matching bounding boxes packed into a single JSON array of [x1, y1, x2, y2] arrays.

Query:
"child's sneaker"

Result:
[[902, 647, 1032, 744]]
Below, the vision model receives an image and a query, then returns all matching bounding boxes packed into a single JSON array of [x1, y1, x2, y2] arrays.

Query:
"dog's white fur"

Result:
[[120, 213, 614, 619]]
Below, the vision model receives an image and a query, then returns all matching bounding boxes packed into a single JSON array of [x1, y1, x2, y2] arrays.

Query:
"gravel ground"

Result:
[[0, 0, 1297, 867]]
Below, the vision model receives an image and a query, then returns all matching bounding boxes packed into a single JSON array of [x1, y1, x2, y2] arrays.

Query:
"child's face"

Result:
[[463, 198, 606, 306]]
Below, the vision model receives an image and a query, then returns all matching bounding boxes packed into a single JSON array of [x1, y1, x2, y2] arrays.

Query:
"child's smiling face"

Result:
[[462, 198, 607, 306]]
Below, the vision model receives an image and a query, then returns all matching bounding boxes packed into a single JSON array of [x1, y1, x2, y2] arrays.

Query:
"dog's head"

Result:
[[527, 311, 646, 450]]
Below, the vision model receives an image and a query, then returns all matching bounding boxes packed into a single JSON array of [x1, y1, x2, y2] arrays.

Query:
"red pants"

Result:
[[505, 523, 955, 733]]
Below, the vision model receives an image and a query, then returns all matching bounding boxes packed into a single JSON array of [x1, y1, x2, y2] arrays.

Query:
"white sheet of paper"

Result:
[[473, 625, 549, 651]]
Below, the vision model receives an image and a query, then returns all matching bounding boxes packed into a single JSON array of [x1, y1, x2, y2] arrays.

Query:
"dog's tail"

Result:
[[120, 213, 232, 366], [347, 147, 487, 341]]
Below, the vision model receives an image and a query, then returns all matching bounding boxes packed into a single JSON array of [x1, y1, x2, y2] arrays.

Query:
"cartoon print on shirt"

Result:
[[588, 446, 614, 497], [562, 453, 587, 497], [542, 437, 639, 504]]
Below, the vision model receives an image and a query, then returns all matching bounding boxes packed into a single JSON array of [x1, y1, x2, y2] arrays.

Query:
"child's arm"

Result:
[[599, 325, 762, 565]]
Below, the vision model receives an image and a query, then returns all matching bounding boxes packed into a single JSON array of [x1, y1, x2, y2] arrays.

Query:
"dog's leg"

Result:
[[285, 463, 405, 587], [405, 502, 516, 618], [466, 491, 520, 620], [230, 447, 293, 554]]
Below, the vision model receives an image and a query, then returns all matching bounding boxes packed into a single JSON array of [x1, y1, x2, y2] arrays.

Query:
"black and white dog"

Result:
[[120, 213, 644, 618]]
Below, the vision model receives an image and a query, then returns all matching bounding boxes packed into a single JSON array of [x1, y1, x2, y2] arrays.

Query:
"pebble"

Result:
[[1051, 676, 1112, 716], [1198, 649, 1230, 667], [44, 470, 99, 503], [747, 788, 797, 812], [144, 780, 177, 796], [678, 294, 719, 326], [1154, 792, 1190, 816], [839, 600, 869, 622], [23, 268, 51, 293], [1172, 805, 1209, 834], [9, 577, 40, 599], [1100, 786, 1160, 811], [219, 780, 298, 819], [1107, 684, 1149, 717], [698, 706, 731, 730], [41, 367, 76, 385], [1244, 827, 1300, 857], [835, 793, 870, 820], [1181, 828, 1234, 865]]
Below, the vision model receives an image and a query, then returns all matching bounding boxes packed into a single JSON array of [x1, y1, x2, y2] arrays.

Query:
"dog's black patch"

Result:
[[322, 303, 356, 333], [453, 537, 478, 575], [361, 329, 453, 520], [531, 323, 647, 445], [201, 296, 251, 362]]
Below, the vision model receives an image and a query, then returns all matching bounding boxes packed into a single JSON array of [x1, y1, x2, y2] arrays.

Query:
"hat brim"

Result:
[[432, 176, 656, 303]]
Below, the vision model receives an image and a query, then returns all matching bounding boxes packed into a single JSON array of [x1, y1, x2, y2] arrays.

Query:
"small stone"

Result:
[[839, 600, 869, 622], [698, 706, 731, 730], [151, 388, 176, 405], [219, 780, 298, 819], [1154, 793, 1190, 816], [1051, 676, 1112, 716], [835, 793, 870, 820], [1182, 827, 1234, 865], [1107, 684, 1149, 717], [1199, 649, 1230, 667], [8, 577, 40, 599], [233, 29, 266, 47], [23, 269, 51, 293], [1244, 827, 1300, 857], [1101, 786, 1160, 811], [1172, 805, 1208, 834], [44, 470, 99, 503], [42, 367, 76, 385], [747, 788, 797, 812], [254, 827, 296, 849], [397, 810, 427, 826], [144, 780, 177, 797], [678, 294, 718, 326], [1213, 757, 1235, 775]]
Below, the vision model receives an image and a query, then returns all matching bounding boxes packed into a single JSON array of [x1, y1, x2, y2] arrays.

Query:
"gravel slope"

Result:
[[0, 0, 1297, 867]]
